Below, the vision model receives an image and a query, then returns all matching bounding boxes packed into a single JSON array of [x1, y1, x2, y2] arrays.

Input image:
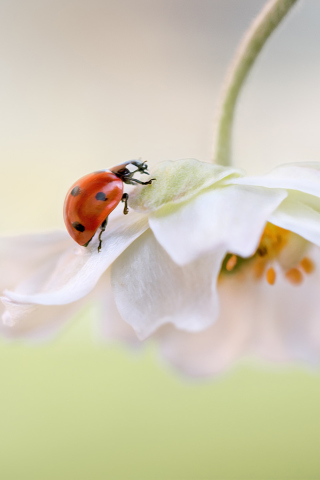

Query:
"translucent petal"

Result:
[[4, 212, 148, 305], [0, 296, 84, 342], [230, 162, 320, 197], [111, 230, 225, 339], [149, 185, 287, 265], [158, 245, 320, 376], [270, 196, 320, 246], [0, 231, 72, 291], [158, 274, 254, 377], [251, 245, 320, 364], [93, 273, 140, 347]]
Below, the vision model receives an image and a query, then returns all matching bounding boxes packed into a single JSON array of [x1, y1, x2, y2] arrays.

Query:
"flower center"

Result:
[[221, 223, 315, 286]]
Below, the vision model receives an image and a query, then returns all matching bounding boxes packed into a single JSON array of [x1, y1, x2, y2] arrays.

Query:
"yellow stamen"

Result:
[[300, 257, 315, 274], [266, 267, 276, 285], [226, 254, 237, 271], [258, 223, 290, 261], [220, 223, 308, 286], [285, 268, 303, 285]]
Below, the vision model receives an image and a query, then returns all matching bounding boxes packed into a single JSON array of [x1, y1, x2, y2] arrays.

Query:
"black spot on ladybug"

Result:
[[95, 192, 107, 201], [71, 186, 81, 196], [72, 222, 85, 232]]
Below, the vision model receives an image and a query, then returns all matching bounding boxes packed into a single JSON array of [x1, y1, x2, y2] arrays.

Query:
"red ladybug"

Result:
[[64, 160, 154, 252]]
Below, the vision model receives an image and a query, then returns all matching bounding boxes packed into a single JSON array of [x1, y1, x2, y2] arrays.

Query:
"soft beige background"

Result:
[[1, 1, 320, 478]]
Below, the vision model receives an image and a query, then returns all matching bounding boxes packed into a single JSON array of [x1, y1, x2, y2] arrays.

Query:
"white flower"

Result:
[[1, 159, 320, 377], [154, 163, 320, 376]]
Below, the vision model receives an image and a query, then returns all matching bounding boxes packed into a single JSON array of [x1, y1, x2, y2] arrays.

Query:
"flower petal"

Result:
[[4, 212, 148, 305], [0, 231, 72, 291], [0, 296, 83, 342], [157, 274, 253, 377], [158, 245, 320, 376], [111, 230, 225, 339], [129, 158, 243, 213], [251, 245, 320, 364], [229, 162, 320, 197], [270, 196, 320, 246], [149, 185, 287, 265], [93, 273, 140, 347]]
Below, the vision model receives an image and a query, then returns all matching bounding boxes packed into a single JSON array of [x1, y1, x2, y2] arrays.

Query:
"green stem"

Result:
[[213, 0, 298, 166]]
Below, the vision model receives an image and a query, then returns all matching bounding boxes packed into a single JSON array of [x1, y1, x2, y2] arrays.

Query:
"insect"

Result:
[[63, 160, 155, 252]]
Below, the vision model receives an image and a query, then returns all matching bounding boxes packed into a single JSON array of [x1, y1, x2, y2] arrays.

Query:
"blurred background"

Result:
[[1, 0, 320, 478]]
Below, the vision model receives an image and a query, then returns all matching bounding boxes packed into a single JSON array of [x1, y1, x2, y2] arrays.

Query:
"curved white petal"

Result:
[[92, 273, 140, 347], [270, 197, 320, 246], [111, 230, 225, 340], [149, 185, 287, 265], [250, 246, 320, 364], [157, 274, 254, 377], [0, 270, 133, 343], [229, 162, 320, 197], [0, 296, 83, 342], [0, 231, 72, 291], [4, 212, 148, 305], [158, 245, 320, 376]]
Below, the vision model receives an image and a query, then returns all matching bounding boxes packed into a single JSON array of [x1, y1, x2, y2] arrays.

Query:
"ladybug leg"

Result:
[[125, 178, 156, 186], [83, 237, 93, 247], [121, 193, 129, 214], [130, 166, 149, 176], [98, 217, 108, 253]]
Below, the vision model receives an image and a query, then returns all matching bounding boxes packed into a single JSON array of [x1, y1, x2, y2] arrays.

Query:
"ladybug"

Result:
[[63, 160, 155, 252]]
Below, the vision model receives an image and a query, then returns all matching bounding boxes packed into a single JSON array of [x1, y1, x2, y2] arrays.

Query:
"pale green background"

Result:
[[1, 1, 320, 478]]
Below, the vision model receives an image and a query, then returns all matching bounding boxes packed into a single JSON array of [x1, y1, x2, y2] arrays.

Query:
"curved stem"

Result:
[[213, 0, 298, 166]]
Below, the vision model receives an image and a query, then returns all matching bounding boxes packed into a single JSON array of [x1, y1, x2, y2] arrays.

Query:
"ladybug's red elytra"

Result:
[[63, 160, 155, 252]]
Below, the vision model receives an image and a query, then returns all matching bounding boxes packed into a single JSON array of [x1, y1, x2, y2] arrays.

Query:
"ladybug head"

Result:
[[111, 160, 151, 182]]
